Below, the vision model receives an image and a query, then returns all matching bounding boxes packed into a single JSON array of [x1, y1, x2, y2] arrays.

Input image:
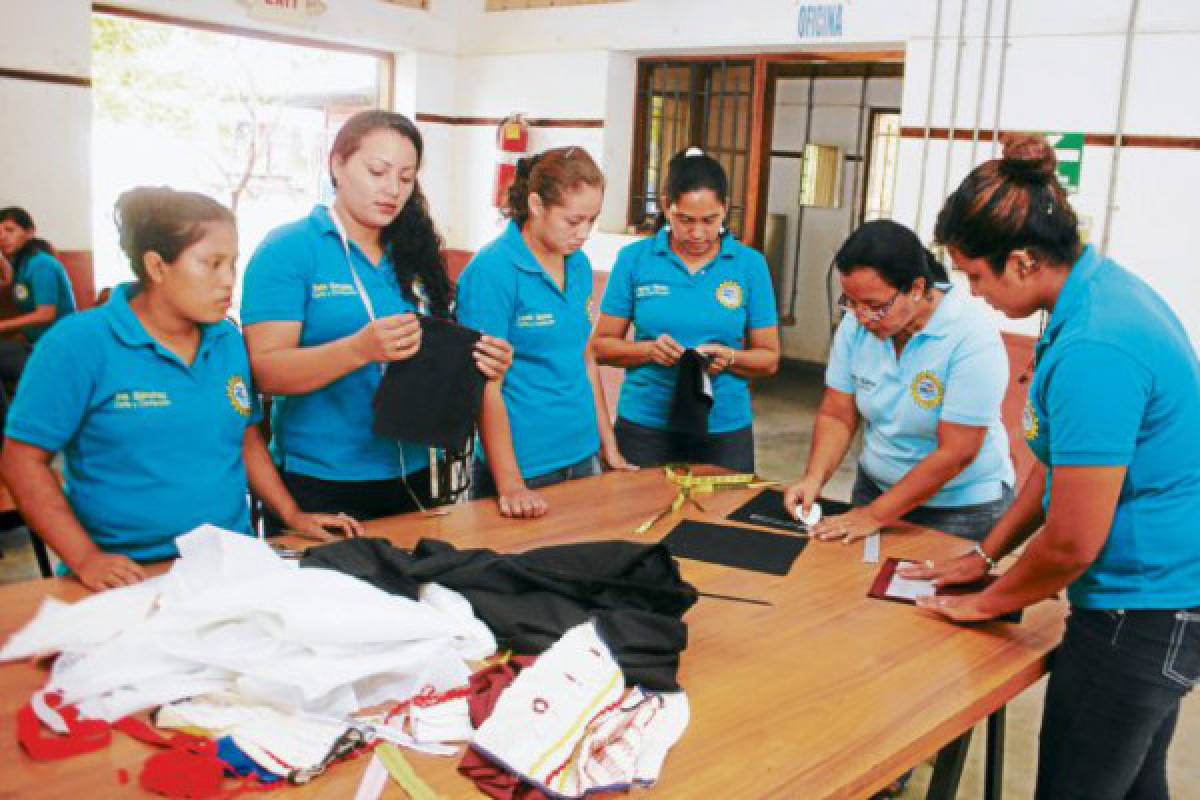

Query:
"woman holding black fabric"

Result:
[[241, 111, 513, 524]]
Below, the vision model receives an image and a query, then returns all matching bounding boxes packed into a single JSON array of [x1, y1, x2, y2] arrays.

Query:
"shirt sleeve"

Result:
[[239, 231, 311, 325], [598, 245, 636, 319], [455, 257, 516, 340], [5, 321, 95, 451], [744, 250, 779, 329], [940, 328, 1009, 427], [1043, 342, 1150, 466], [824, 314, 857, 394], [28, 256, 65, 309]]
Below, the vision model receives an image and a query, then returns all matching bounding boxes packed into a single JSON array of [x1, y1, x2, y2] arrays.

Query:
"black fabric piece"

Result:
[[300, 537, 697, 691], [371, 315, 484, 452], [726, 488, 853, 534], [661, 518, 807, 576], [669, 349, 713, 437]]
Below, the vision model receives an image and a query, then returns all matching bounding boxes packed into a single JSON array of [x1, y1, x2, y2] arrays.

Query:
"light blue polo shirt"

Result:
[[826, 284, 1014, 507], [599, 228, 778, 433], [13, 249, 76, 342], [456, 220, 599, 480], [1023, 246, 1200, 610], [240, 205, 429, 481], [4, 283, 260, 562]]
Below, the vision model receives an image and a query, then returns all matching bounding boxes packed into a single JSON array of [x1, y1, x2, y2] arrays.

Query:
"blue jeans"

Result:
[[613, 417, 755, 473], [1036, 606, 1200, 800], [470, 454, 601, 500], [851, 466, 1013, 542]]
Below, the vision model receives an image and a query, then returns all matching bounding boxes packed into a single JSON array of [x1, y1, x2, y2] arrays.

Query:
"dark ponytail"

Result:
[[655, 148, 729, 230], [835, 219, 948, 290], [0, 207, 55, 268], [503, 146, 605, 229]]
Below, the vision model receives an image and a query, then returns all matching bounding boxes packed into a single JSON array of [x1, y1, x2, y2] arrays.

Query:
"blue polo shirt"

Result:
[[1022, 246, 1200, 609], [826, 284, 1014, 507], [13, 249, 76, 342], [456, 221, 599, 479], [599, 228, 778, 433], [4, 283, 260, 562], [240, 205, 428, 481]]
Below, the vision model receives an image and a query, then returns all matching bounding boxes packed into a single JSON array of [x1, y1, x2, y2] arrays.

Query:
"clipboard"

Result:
[[867, 558, 1022, 623]]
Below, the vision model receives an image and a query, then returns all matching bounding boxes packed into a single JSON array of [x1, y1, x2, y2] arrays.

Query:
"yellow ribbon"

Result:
[[374, 743, 443, 800], [633, 465, 776, 535]]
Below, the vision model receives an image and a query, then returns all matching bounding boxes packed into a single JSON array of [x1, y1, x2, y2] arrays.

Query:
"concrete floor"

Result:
[[0, 362, 1196, 798]]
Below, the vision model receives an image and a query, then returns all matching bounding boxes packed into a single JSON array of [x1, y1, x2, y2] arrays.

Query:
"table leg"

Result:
[[984, 707, 1006, 800], [926, 728, 972, 800]]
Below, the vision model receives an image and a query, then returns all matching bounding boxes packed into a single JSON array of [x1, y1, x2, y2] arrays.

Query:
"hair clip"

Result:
[[685, 146, 705, 158]]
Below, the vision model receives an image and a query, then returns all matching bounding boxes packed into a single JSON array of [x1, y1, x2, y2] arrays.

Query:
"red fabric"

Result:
[[17, 692, 111, 760]]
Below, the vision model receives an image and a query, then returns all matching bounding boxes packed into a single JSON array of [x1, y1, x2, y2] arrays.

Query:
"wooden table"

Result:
[[0, 469, 1064, 799]]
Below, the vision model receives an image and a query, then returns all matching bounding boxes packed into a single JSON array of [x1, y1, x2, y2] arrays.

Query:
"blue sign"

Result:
[[797, 3, 844, 38]]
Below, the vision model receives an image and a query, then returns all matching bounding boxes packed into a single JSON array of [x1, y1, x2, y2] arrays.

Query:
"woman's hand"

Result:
[[474, 335, 514, 381], [784, 475, 824, 521], [283, 510, 364, 541], [915, 591, 1000, 622], [812, 507, 884, 543], [496, 483, 548, 519], [75, 551, 147, 591], [898, 550, 990, 588], [601, 443, 639, 472], [696, 343, 735, 374], [646, 334, 685, 367], [352, 312, 422, 364]]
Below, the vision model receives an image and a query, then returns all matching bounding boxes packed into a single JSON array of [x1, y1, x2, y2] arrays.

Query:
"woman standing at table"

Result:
[[908, 135, 1200, 799], [782, 220, 1015, 543], [591, 148, 780, 472], [241, 111, 512, 524], [0, 187, 357, 591], [457, 147, 634, 519]]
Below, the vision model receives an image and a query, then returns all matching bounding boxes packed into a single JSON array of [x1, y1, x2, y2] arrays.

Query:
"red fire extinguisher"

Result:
[[493, 113, 530, 209]]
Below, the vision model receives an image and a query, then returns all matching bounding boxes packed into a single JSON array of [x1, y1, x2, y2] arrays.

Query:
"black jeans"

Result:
[[1036, 606, 1200, 800], [851, 466, 1013, 542], [613, 417, 755, 473], [263, 468, 434, 534], [470, 454, 601, 500]]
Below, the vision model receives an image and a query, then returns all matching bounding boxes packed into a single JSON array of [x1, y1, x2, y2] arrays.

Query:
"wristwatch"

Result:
[[971, 543, 997, 570]]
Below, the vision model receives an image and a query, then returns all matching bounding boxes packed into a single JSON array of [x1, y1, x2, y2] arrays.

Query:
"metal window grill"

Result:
[[630, 59, 753, 237], [862, 109, 901, 223]]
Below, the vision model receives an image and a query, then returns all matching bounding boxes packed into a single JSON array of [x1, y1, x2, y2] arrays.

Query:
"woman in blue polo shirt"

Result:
[[908, 135, 1200, 799], [457, 147, 633, 519], [0, 187, 357, 591], [783, 220, 1015, 544], [242, 111, 512, 524], [592, 148, 780, 472]]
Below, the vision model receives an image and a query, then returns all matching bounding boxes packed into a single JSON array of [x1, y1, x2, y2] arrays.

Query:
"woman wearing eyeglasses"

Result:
[[783, 219, 1014, 543]]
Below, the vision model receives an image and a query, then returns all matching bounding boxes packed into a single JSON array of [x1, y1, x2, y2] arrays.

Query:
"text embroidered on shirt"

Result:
[[310, 282, 358, 299], [635, 284, 671, 299], [516, 312, 556, 328], [113, 390, 171, 410]]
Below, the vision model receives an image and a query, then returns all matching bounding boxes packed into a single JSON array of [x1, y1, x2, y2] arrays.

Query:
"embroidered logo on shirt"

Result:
[[585, 298, 596, 323], [311, 282, 358, 299], [910, 370, 945, 409], [1022, 398, 1039, 440], [516, 312, 556, 328], [227, 375, 252, 418], [13, 283, 28, 302], [715, 281, 744, 310], [635, 283, 670, 299], [113, 390, 171, 410]]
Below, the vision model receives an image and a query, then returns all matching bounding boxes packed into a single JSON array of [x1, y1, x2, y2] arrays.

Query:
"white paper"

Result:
[[886, 562, 936, 601]]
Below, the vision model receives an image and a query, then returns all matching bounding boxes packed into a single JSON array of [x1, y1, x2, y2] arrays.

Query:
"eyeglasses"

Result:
[[837, 290, 902, 322]]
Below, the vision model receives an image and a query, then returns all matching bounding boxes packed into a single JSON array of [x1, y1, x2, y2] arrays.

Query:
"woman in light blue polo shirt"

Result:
[[784, 220, 1014, 544], [242, 111, 511, 524], [457, 147, 633, 519], [910, 135, 1200, 800], [592, 148, 780, 472], [0, 187, 356, 591]]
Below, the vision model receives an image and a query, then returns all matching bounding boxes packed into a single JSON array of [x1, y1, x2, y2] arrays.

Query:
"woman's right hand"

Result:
[[898, 550, 990, 588], [75, 551, 147, 591], [784, 475, 824, 520], [646, 334, 685, 367], [352, 312, 422, 364], [496, 482, 549, 519]]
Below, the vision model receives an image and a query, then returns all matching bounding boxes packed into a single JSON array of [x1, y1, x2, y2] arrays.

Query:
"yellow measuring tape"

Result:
[[634, 465, 776, 535], [375, 742, 444, 800]]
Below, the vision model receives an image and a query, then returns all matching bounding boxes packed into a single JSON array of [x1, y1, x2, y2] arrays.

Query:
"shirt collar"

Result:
[[652, 226, 737, 267], [1042, 245, 1101, 345], [309, 204, 340, 240], [916, 282, 962, 338], [106, 282, 232, 357], [498, 219, 588, 279]]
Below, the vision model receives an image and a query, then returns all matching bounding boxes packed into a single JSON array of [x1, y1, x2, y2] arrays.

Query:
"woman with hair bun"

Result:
[[457, 146, 633, 519], [241, 111, 513, 524], [0, 187, 358, 591], [908, 134, 1200, 799], [783, 218, 1015, 544]]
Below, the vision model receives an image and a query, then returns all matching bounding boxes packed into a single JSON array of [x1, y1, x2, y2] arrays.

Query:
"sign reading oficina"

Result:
[[1046, 132, 1084, 193], [797, 3, 845, 38], [241, 0, 327, 25]]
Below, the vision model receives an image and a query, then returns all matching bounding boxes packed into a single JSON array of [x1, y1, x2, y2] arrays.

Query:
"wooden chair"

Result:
[[0, 474, 53, 579]]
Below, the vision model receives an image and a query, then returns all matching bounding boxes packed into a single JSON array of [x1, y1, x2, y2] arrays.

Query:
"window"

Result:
[[860, 109, 901, 223], [629, 60, 753, 237]]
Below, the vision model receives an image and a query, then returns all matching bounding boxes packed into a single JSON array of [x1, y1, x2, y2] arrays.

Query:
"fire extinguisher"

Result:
[[493, 113, 530, 209]]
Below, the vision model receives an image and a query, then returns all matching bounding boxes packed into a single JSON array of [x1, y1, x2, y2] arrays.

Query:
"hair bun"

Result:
[[999, 134, 1058, 184]]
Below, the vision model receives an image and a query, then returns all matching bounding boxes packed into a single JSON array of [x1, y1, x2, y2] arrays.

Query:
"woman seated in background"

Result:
[[591, 148, 780, 473], [784, 219, 1014, 544], [0, 187, 358, 591], [456, 147, 634, 519]]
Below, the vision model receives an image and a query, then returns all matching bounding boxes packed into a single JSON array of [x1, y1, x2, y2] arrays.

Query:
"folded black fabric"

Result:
[[669, 348, 713, 437], [727, 488, 853, 534], [371, 316, 484, 452], [300, 537, 698, 691], [661, 519, 807, 576]]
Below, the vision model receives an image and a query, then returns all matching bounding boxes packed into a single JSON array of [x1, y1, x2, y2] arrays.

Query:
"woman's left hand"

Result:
[[915, 591, 1000, 623], [812, 507, 883, 543], [601, 443, 639, 472], [284, 510, 364, 541], [696, 343, 735, 374], [474, 335, 514, 381]]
